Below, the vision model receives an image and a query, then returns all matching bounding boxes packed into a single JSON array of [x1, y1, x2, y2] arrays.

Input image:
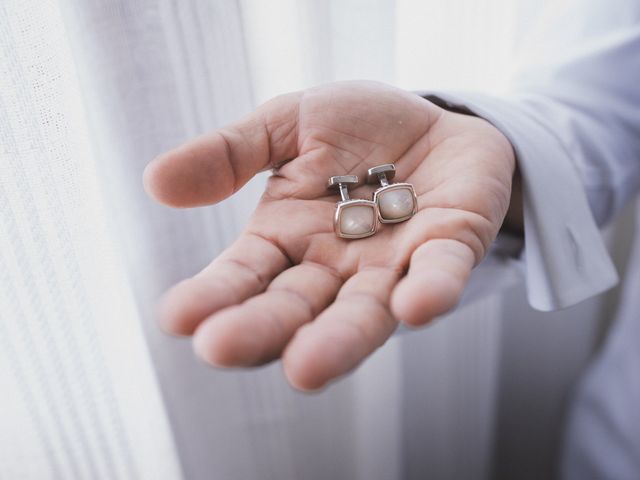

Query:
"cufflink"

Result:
[[328, 175, 377, 239], [367, 164, 418, 223]]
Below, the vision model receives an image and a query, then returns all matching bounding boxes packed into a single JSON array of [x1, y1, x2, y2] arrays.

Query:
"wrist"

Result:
[[502, 165, 523, 236]]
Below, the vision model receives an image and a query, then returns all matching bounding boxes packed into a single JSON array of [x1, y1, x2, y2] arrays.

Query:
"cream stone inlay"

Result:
[[378, 187, 415, 220], [339, 204, 375, 236]]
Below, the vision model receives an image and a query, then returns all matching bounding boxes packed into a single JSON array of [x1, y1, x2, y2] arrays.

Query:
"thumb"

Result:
[[143, 91, 301, 208]]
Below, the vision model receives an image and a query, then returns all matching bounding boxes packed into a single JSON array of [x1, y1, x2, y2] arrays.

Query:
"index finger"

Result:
[[143, 91, 302, 208], [158, 231, 291, 335]]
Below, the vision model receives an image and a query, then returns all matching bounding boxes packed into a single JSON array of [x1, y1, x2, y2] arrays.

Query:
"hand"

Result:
[[144, 81, 515, 391]]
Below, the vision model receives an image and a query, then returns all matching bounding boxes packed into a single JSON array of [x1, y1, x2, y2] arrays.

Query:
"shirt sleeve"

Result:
[[420, 0, 640, 311]]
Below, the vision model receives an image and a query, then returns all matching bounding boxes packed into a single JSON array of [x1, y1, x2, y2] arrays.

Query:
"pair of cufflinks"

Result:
[[328, 164, 418, 239]]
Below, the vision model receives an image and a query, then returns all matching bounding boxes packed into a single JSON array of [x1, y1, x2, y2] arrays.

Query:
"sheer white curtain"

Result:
[[0, 1, 181, 478], [1, 1, 580, 480]]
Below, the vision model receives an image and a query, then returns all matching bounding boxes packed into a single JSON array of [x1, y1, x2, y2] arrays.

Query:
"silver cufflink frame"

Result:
[[366, 164, 418, 224], [328, 175, 378, 239]]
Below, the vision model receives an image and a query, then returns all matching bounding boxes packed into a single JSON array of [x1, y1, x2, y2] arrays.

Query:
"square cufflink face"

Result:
[[334, 199, 377, 239], [373, 183, 418, 223]]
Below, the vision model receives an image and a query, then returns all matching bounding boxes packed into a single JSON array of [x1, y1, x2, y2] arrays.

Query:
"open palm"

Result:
[[144, 81, 515, 391]]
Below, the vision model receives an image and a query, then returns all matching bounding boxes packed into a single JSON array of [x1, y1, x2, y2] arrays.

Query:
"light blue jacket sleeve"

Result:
[[425, 0, 640, 311]]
